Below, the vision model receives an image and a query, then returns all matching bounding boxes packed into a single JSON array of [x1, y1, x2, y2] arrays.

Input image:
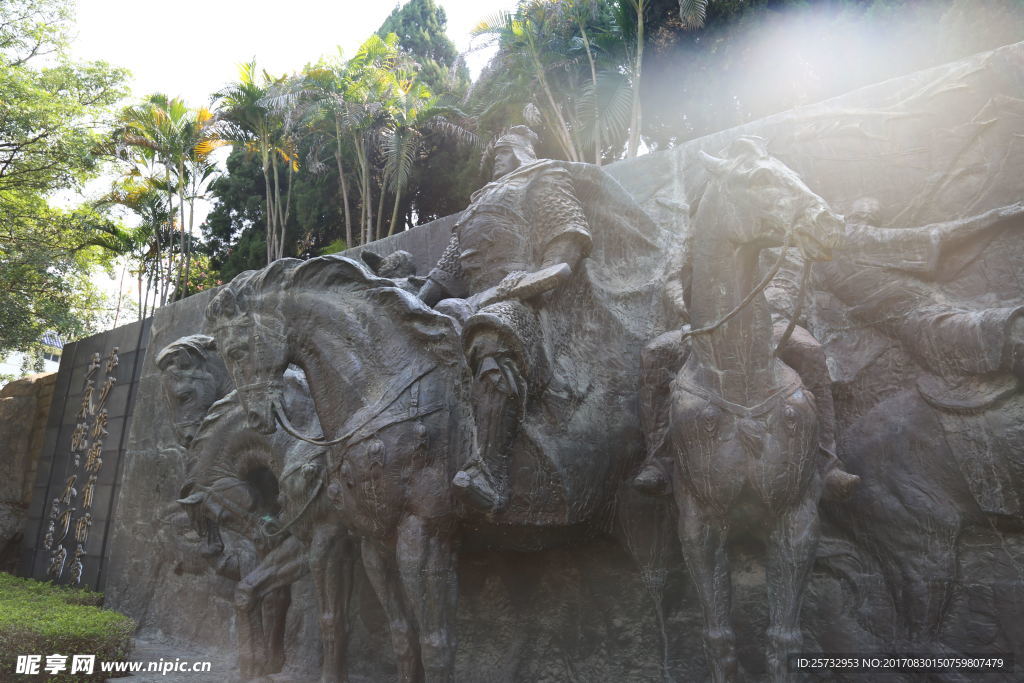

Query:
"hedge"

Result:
[[0, 572, 135, 681]]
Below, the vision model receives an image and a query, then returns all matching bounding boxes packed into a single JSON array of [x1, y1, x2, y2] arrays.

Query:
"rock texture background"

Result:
[[0, 373, 55, 573], [18, 41, 1024, 681]]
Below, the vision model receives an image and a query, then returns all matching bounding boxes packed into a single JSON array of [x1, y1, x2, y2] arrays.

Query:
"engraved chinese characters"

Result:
[[45, 348, 118, 583]]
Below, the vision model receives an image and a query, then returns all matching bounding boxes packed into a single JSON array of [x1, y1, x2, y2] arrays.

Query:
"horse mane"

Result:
[[207, 259, 303, 324], [289, 255, 463, 359], [188, 390, 278, 485], [208, 254, 463, 367]]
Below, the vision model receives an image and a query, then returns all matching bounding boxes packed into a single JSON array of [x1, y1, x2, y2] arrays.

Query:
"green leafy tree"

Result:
[[377, 0, 469, 96], [473, 2, 584, 162], [113, 95, 219, 302], [379, 70, 475, 235], [0, 0, 127, 356], [212, 61, 297, 264], [201, 143, 341, 283], [92, 178, 172, 320]]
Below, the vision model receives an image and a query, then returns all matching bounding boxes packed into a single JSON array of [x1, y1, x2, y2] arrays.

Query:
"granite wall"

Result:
[[0, 373, 56, 573]]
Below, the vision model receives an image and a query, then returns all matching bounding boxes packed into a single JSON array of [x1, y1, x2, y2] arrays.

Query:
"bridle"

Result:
[[681, 223, 811, 356]]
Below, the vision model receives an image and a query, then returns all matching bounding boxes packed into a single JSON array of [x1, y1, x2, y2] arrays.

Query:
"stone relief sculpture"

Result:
[[158, 335, 357, 682], [204, 130, 676, 681], [638, 137, 842, 682], [783, 198, 1024, 648], [417, 125, 669, 513], [80, 43, 1024, 682]]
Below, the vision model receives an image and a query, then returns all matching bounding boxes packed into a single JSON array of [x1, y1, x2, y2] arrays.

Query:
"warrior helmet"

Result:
[[493, 125, 540, 167]]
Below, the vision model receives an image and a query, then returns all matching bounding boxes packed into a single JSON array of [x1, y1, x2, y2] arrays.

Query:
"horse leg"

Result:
[[236, 536, 306, 676], [234, 585, 263, 680], [263, 585, 291, 674], [675, 488, 736, 683], [765, 495, 819, 683], [309, 525, 357, 682], [396, 515, 457, 683], [362, 538, 423, 683]]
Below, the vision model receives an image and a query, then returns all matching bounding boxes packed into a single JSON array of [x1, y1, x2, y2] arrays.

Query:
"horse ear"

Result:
[[361, 250, 383, 272], [699, 150, 728, 176], [207, 288, 239, 322], [727, 135, 768, 160]]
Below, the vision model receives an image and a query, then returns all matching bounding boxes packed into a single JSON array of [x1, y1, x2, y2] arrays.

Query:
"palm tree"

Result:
[[473, 2, 582, 162], [379, 71, 476, 236], [115, 94, 219, 298], [473, 0, 710, 162], [621, 0, 709, 157], [279, 57, 358, 249], [342, 34, 401, 244], [211, 62, 297, 263], [92, 177, 170, 319], [266, 34, 397, 249]]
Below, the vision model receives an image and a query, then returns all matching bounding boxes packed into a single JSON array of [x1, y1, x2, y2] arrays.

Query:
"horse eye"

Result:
[[227, 346, 248, 362], [750, 169, 773, 186]]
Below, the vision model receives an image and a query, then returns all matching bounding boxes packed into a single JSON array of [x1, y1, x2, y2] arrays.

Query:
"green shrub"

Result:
[[0, 573, 135, 681]]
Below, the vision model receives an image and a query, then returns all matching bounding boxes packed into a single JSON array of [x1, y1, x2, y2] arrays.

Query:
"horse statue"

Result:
[[666, 137, 843, 682], [205, 242, 673, 681], [158, 336, 357, 682]]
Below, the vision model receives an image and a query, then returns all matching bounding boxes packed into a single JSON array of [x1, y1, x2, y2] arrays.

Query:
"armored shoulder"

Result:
[[526, 166, 592, 257]]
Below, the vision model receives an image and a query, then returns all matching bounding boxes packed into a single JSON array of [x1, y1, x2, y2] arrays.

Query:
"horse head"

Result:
[[698, 136, 843, 261], [206, 261, 301, 435], [178, 474, 266, 559], [156, 334, 232, 447]]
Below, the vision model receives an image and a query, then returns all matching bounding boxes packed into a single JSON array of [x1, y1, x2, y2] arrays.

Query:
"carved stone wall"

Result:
[[83, 41, 1024, 680], [18, 319, 149, 590], [0, 373, 56, 572]]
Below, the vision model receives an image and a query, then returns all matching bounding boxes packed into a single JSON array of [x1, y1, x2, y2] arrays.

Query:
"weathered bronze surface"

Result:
[[87, 43, 1024, 682]]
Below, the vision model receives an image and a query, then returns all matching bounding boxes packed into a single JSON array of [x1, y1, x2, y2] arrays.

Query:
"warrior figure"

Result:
[[419, 125, 666, 511]]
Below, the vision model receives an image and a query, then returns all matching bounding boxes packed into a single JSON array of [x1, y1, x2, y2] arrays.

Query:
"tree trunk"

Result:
[[375, 180, 386, 243], [627, 0, 645, 159], [335, 118, 353, 249], [387, 187, 402, 237], [280, 161, 294, 257], [113, 258, 127, 327], [262, 149, 274, 265], [177, 162, 188, 298], [271, 158, 284, 262]]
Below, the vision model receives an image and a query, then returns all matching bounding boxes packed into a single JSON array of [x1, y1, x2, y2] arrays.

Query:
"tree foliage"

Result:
[[377, 0, 469, 96], [0, 0, 127, 356], [200, 21, 477, 266]]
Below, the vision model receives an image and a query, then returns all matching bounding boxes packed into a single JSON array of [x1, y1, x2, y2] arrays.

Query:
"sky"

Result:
[[71, 0, 519, 106]]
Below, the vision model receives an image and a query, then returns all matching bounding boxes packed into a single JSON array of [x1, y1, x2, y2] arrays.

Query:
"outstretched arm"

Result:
[[930, 200, 1024, 254]]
